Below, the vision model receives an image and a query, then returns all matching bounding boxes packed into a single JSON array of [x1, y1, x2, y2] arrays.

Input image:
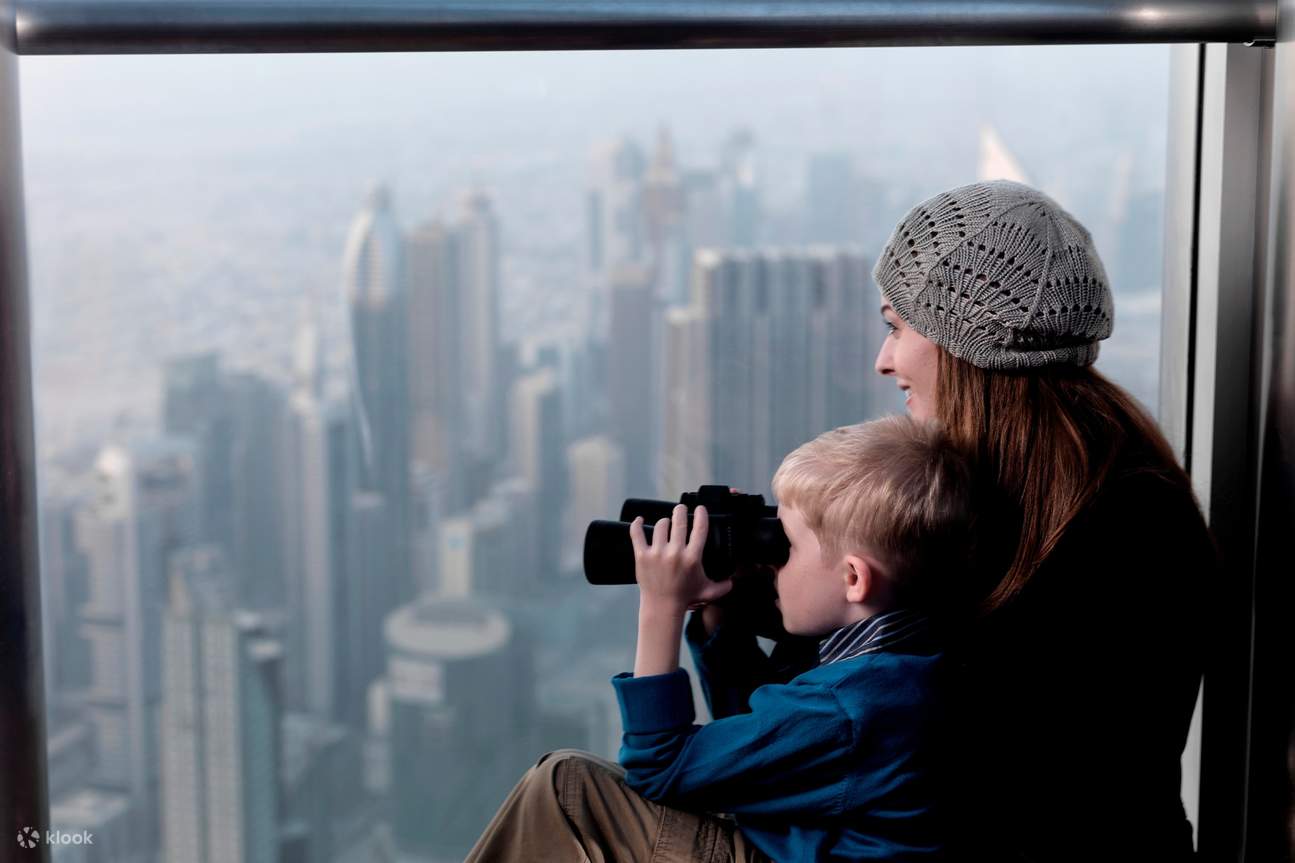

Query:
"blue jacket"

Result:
[[610, 612, 945, 862]]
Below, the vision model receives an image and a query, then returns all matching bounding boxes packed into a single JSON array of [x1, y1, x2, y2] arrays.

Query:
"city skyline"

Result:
[[26, 44, 1170, 863], [20, 45, 1169, 457]]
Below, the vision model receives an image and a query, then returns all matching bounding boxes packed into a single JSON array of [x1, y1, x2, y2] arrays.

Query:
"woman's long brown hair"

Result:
[[933, 350, 1192, 615]]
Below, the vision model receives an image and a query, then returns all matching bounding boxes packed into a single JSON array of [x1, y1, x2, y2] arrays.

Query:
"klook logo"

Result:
[[15, 827, 93, 849]]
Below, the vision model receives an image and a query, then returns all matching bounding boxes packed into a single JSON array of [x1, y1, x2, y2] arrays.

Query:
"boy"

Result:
[[465, 415, 975, 862]]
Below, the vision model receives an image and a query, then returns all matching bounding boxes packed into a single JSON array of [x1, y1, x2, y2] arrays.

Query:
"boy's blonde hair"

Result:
[[771, 414, 976, 603]]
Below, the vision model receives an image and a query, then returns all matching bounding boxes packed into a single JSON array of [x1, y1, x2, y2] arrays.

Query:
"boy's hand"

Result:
[[629, 504, 734, 613]]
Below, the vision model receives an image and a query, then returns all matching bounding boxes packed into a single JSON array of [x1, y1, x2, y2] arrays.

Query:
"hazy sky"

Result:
[[15, 45, 1172, 451], [18, 45, 1170, 194]]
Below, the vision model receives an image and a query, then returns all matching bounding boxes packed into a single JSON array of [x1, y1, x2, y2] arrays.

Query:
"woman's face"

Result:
[[874, 303, 941, 421]]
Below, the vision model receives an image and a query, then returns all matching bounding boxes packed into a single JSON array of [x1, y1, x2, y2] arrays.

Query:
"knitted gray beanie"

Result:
[[873, 179, 1114, 370]]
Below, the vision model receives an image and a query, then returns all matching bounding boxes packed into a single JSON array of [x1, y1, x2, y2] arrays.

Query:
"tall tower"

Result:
[[977, 122, 1032, 185], [280, 310, 351, 720], [161, 546, 281, 863], [221, 371, 287, 611], [377, 596, 538, 861], [434, 477, 538, 599], [74, 438, 199, 854], [804, 152, 857, 244], [404, 191, 504, 515], [455, 190, 505, 469], [508, 367, 565, 578], [660, 306, 711, 497], [162, 352, 285, 611], [719, 128, 761, 247], [343, 183, 413, 633], [643, 125, 688, 306], [405, 219, 460, 477], [667, 247, 884, 499], [563, 435, 626, 574], [162, 353, 232, 553], [39, 469, 92, 702], [606, 264, 659, 496], [344, 490, 393, 727], [587, 137, 648, 283]]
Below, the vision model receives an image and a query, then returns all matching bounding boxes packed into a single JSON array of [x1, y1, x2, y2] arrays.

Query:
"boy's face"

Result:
[[773, 504, 854, 638]]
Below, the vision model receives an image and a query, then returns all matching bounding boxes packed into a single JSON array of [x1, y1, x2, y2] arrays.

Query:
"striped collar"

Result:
[[816, 608, 930, 665]]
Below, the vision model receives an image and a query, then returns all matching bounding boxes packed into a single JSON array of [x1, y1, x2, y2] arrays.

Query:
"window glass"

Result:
[[23, 45, 1169, 861]]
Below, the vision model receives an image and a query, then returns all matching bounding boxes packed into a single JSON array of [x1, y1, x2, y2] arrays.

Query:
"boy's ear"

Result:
[[842, 555, 873, 604]]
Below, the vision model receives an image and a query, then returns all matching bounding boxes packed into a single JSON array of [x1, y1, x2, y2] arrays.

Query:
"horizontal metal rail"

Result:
[[12, 0, 1280, 55]]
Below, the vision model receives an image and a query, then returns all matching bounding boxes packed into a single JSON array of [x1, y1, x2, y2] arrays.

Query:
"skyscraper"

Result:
[[375, 596, 538, 861], [606, 264, 659, 496], [48, 787, 134, 863], [437, 515, 474, 598], [508, 366, 565, 577], [74, 438, 199, 854], [405, 219, 460, 477], [279, 311, 352, 720], [563, 435, 626, 575], [804, 152, 858, 245], [161, 545, 281, 863], [665, 247, 884, 499], [432, 476, 539, 599], [587, 137, 648, 282], [643, 125, 689, 307], [977, 122, 1032, 185], [162, 353, 235, 562], [719, 127, 761, 247], [162, 352, 286, 611], [408, 463, 444, 597], [343, 184, 412, 602], [404, 191, 505, 515], [660, 306, 712, 496], [221, 371, 287, 611], [455, 190, 505, 469], [39, 469, 92, 702], [278, 712, 359, 863], [344, 490, 394, 728]]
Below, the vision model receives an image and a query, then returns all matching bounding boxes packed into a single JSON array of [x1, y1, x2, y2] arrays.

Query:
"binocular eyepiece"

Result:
[[583, 484, 789, 585]]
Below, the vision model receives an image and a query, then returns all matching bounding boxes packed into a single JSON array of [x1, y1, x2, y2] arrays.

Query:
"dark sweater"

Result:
[[671, 451, 1213, 860], [943, 460, 1215, 861]]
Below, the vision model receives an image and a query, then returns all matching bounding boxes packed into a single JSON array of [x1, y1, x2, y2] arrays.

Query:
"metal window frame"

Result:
[[1166, 39, 1275, 861], [0, 3, 1283, 862], [1161, 42, 1206, 842], [8, 1, 1281, 54], [1, 2, 49, 861], [1246, 7, 1295, 859]]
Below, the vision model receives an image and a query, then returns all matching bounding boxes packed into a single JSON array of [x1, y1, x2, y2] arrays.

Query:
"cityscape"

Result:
[[22, 46, 1169, 862]]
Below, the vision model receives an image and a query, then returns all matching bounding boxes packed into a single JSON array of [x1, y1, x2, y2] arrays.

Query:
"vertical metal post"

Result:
[[0, 0, 50, 858], [1161, 44, 1205, 842], [1161, 43, 1204, 468], [1244, 2, 1295, 858], [1190, 41, 1273, 861]]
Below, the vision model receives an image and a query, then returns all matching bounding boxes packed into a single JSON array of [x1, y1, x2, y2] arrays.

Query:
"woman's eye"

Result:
[[884, 321, 898, 336]]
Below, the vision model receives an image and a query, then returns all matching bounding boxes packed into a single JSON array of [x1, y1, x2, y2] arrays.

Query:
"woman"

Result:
[[872, 178, 1216, 860], [467, 178, 1213, 862]]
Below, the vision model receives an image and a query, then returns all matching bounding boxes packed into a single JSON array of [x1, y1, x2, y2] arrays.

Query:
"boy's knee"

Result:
[[530, 749, 621, 798], [534, 748, 593, 771]]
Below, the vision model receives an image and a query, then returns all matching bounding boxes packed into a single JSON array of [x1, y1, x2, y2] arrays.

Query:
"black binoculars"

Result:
[[582, 484, 790, 586]]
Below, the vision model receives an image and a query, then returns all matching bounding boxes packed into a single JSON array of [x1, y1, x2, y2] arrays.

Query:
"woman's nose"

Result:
[[874, 340, 892, 377]]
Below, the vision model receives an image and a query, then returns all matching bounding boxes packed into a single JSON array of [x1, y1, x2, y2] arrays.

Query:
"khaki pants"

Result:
[[465, 749, 774, 863]]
